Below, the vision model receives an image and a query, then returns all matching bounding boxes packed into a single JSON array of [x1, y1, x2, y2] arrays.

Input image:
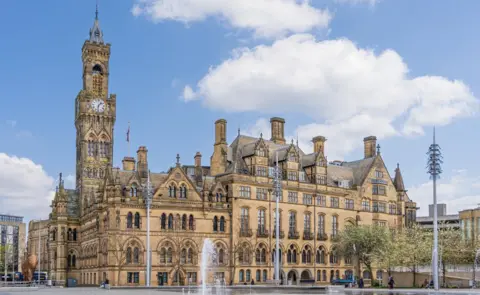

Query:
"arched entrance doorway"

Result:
[[287, 270, 298, 285], [300, 270, 312, 283], [172, 270, 185, 286]]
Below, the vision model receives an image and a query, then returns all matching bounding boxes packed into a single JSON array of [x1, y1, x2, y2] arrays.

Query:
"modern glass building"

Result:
[[0, 214, 26, 273]]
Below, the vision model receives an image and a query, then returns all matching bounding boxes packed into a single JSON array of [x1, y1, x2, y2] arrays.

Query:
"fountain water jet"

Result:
[[201, 239, 216, 295]]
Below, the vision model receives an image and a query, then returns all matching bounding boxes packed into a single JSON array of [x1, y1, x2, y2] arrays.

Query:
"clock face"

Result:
[[90, 99, 105, 113]]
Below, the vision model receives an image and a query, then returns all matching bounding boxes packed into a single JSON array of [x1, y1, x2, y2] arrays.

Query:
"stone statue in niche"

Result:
[[105, 210, 110, 229], [61, 227, 66, 240], [116, 210, 120, 228]]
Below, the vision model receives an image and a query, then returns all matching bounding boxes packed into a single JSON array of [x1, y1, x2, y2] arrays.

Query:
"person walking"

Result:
[[388, 276, 395, 289]]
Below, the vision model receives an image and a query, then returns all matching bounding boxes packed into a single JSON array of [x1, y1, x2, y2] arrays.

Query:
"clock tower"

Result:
[[75, 7, 116, 216]]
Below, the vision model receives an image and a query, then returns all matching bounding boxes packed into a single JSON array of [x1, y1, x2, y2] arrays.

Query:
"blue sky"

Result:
[[1, 0, 479, 220]]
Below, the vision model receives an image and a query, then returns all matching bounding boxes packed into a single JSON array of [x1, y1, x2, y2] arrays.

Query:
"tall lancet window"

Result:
[[92, 64, 103, 96]]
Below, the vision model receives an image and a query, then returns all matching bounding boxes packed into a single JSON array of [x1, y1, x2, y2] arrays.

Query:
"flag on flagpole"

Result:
[[126, 122, 130, 143]]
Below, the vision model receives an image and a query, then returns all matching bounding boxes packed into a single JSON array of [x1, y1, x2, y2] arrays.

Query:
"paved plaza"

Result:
[[4, 287, 480, 295]]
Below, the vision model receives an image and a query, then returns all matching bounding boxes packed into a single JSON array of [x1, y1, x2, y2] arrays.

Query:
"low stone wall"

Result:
[[381, 271, 471, 288]]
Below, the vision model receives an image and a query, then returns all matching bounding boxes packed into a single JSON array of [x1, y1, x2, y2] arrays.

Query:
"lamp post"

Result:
[[143, 170, 154, 287], [273, 152, 282, 285], [427, 127, 443, 291]]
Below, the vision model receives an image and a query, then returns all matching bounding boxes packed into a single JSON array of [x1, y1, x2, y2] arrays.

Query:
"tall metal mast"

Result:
[[427, 127, 443, 291], [273, 152, 282, 285]]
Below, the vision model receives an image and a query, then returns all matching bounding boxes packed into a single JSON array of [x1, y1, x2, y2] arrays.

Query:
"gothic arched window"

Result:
[[73, 229, 77, 241], [179, 184, 187, 199], [213, 216, 218, 232], [133, 247, 139, 264], [189, 215, 195, 231], [92, 64, 103, 96], [182, 214, 187, 230], [134, 212, 141, 229], [169, 185, 176, 198], [168, 214, 174, 229], [219, 216, 225, 232], [126, 247, 132, 264], [130, 184, 137, 198], [161, 213, 166, 230], [127, 212, 133, 229]]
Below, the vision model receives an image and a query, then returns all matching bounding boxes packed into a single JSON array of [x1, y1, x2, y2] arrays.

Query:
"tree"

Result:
[[389, 224, 431, 287], [109, 234, 127, 286], [455, 237, 480, 284], [438, 223, 464, 287], [333, 225, 391, 281]]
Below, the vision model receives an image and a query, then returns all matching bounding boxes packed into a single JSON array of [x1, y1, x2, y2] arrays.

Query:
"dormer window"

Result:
[[256, 149, 266, 157], [130, 184, 137, 198], [288, 153, 297, 162]]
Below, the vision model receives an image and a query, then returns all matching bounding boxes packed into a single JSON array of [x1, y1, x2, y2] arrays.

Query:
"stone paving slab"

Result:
[[3, 287, 480, 295]]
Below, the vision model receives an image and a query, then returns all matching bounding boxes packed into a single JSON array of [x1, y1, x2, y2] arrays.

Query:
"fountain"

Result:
[[200, 239, 216, 295], [473, 249, 480, 288]]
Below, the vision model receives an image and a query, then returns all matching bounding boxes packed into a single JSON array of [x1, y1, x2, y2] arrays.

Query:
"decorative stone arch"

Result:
[[315, 245, 327, 264], [124, 236, 145, 251], [300, 269, 313, 281], [287, 243, 299, 264], [344, 217, 356, 226], [169, 266, 187, 286], [287, 242, 300, 251], [98, 132, 111, 142], [256, 205, 268, 211], [287, 269, 299, 285], [180, 238, 199, 251], [155, 237, 177, 251], [67, 248, 79, 269], [301, 243, 313, 264], [86, 62, 107, 76], [177, 180, 190, 189], [211, 239, 228, 265]]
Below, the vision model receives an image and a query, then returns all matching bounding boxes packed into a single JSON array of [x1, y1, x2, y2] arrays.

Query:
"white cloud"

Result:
[[183, 34, 478, 159], [0, 153, 55, 221], [242, 118, 271, 139], [0, 153, 75, 222], [182, 85, 197, 101], [408, 169, 480, 217], [131, 0, 332, 39]]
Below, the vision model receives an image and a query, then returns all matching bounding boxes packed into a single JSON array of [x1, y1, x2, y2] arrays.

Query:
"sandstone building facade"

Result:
[[28, 11, 418, 286]]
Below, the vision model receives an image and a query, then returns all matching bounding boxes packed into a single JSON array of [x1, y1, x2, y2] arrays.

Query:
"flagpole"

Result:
[[127, 121, 131, 157]]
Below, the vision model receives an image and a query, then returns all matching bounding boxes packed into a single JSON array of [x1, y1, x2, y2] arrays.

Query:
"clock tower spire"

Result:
[[75, 4, 116, 216]]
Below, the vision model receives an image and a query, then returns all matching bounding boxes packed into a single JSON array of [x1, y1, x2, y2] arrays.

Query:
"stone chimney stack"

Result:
[[363, 136, 377, 159], [122, 156, 136, 171], [312, 136, 326, 154], [194, 152, 202, 167], [211, 119, 228, 176], [270, 117, 286, 144], [214, 119, 227, 145], [136, 146, 148, 178]]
